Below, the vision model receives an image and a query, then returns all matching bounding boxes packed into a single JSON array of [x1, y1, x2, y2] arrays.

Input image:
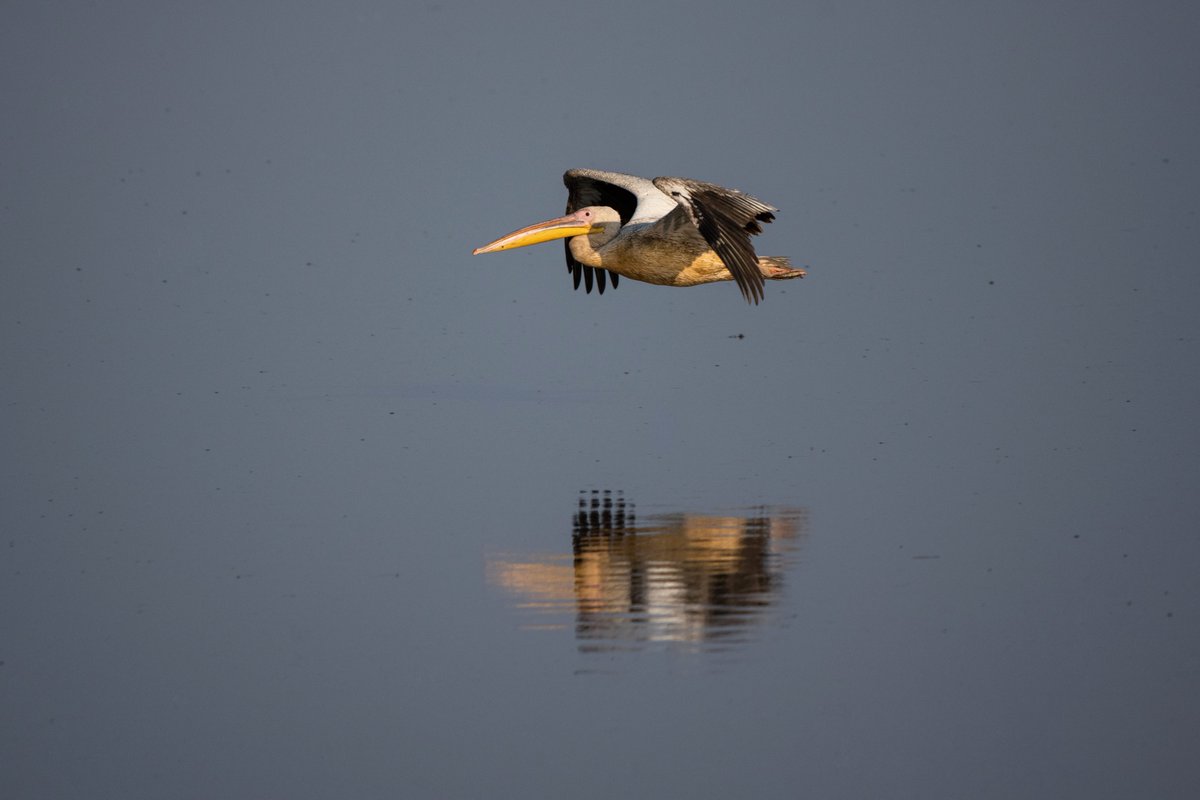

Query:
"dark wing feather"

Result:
[[653, 177, 777, 304], [563, 170, 637, 295], [563, 170, 640, 223]]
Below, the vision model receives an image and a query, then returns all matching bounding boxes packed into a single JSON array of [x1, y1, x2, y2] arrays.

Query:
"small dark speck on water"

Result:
[[729, 333, 745, 339]]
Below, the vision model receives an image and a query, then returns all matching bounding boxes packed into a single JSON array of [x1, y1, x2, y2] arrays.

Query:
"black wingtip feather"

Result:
[[662, 178, 773, 304]]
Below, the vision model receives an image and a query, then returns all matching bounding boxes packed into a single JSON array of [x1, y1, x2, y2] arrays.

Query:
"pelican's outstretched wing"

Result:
[[652, 177, 778, 304], [561, 170, 676, 295]]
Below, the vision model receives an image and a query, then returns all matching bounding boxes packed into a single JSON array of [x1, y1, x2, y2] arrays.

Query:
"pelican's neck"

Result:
[[568, 223, 621, 268], [568, 234, 601, 267]]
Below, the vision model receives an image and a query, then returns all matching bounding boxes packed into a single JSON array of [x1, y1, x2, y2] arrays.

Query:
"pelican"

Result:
[[472, 169, 805, 304]]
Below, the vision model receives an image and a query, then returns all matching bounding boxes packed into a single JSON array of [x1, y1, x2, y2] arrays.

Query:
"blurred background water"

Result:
[[3, 1, 1199, 797]]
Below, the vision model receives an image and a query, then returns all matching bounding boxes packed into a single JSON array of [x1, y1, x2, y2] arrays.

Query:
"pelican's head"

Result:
[[472, 206, 621, 255]]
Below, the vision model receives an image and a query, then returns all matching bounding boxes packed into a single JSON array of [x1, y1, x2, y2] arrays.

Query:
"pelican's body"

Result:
[[566, 215, 730, 287], [472, 169, 805, 304]]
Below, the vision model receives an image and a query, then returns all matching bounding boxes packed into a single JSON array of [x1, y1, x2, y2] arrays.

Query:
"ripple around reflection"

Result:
[[487, 491, 808, 654]]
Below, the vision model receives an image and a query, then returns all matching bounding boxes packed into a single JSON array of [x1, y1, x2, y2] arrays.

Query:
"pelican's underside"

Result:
[[572, 227, 801, 288]]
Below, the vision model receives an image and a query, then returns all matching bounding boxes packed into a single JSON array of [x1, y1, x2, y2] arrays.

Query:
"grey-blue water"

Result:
[[3, 2, 1199, 797]]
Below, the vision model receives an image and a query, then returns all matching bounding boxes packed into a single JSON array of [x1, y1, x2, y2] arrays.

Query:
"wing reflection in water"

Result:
[[487, 491, 808, 653]]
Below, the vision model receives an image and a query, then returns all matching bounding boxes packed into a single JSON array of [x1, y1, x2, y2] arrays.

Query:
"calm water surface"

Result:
[[4, 3, 1200, 798]]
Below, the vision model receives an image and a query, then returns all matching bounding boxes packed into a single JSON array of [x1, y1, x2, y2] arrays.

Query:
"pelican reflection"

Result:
[[488, 491, 807, 653]]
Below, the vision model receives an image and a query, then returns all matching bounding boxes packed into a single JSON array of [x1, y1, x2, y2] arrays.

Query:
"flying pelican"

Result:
[[472, 169, 805, 304]]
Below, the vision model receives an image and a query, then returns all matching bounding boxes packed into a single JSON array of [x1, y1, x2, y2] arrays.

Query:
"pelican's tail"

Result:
[[759, 256, 806, 280]]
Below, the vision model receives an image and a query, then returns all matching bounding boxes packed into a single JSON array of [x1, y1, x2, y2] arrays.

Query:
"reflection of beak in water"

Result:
[[487, 491, 807, 652]]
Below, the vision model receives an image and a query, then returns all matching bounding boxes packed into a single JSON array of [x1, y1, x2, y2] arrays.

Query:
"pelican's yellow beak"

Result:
[[472, 212, 603, 255]]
